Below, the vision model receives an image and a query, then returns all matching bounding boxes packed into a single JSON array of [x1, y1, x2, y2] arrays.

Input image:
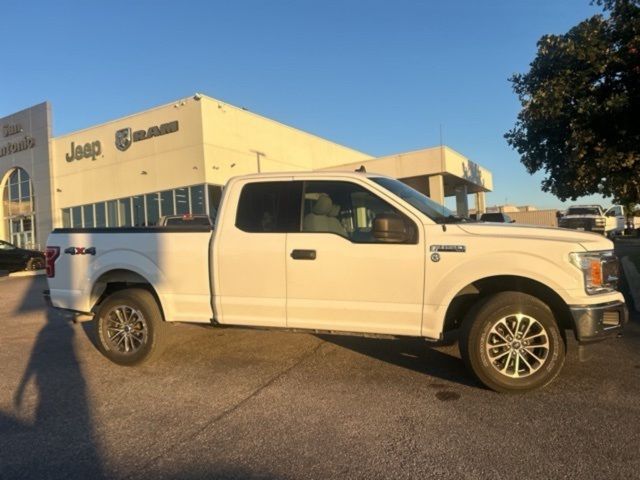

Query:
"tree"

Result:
[[505, 0, 640, 205]]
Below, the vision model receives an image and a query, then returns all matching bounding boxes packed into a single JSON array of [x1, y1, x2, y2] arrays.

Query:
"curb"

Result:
[[8, 269, 46, 278], [620, 257, 640, 312]]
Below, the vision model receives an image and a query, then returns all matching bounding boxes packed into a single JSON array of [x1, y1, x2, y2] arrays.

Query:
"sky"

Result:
[[1, 0, 609, 210]]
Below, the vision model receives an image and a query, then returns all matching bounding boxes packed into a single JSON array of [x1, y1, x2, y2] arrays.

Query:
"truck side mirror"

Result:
[[373, 214, 412, 243]]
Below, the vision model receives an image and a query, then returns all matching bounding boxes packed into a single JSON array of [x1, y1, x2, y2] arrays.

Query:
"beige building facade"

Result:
[[0, 94, 492, 250], [322, 146, 493, 218]]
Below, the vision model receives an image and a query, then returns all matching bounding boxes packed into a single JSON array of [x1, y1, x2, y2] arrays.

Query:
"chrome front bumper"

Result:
[[569, 300, 628, 343]]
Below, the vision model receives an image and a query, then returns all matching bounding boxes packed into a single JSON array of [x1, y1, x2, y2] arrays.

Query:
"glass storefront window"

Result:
[[208, 185, 222, 220], [72, 206, 82, 227], [19, 198, 32, 216], [62, 209, 71, 228], [118, 198, 132, 227], [132, 195, 145, 226], [20, 180, 30, 200], [107, 200, 118, 227], [190, 185, 205, 214], [146, 193, 160, 226], [175, 187, 189, 215], [58, 184, 224, 231], [83, 204, 94, 228], [95, 203, 107, 227], [10, 181, 19, 202], [160, 190, 174, 217]]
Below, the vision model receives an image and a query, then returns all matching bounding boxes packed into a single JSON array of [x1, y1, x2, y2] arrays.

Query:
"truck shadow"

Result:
[[316, 334, 481, 389], [1, 276, 106, 479], [78, 315, 481, 389]]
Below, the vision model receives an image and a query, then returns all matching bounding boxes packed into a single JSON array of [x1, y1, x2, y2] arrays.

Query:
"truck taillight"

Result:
[[45, 246, 60, 278]]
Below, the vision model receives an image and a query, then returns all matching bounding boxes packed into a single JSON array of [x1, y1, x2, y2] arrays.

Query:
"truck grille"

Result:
[[602, 311, 621, 328], [559, 218, 596, 230]]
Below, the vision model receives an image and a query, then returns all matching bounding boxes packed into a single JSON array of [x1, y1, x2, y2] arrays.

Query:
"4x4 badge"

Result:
[[64, 247, 96, 255]]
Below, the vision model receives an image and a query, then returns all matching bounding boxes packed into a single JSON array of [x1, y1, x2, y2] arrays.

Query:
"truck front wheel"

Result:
[[459, 292, 565, 393], [95, 288, 166, 366]]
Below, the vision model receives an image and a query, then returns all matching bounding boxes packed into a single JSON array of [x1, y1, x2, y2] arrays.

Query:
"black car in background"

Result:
[[0, 240, 45, 273], [479, 212, 515, 223]]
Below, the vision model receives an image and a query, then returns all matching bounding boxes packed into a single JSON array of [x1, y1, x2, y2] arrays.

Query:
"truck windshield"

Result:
[[567, 207, 601, 216], [370, 177, 465, 223]]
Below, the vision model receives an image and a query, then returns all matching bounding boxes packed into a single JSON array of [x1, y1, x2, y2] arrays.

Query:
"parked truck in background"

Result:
[[44, 172, 627, 393], [558, 204, 639, 237]]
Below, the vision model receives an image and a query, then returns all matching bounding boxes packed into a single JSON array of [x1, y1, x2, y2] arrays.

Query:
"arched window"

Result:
[[2, 168, 36, 249]]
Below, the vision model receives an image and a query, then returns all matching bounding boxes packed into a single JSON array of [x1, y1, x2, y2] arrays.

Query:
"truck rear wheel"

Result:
[[95, 288, 166, 366], [459, 292, 565, 393]]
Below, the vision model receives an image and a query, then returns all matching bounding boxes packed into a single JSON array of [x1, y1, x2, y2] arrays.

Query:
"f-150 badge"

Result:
[[430, 245, 466, 253]]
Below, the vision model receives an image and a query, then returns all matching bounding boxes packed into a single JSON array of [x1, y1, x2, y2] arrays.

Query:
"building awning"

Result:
[[321, 145, 493, 197]]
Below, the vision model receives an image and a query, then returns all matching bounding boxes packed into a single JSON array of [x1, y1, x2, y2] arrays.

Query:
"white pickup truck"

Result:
[[44, 172, 628, 393], [559, 204, 638, 237]]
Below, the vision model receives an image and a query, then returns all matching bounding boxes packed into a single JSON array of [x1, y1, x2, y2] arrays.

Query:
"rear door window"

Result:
[[235, 181, 303, 233]]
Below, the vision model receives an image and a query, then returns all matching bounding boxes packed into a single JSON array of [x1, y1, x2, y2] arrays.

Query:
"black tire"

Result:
[[95, 288, 166, 366], [26, 257, 44, 271], [459, 292, 565, 393]]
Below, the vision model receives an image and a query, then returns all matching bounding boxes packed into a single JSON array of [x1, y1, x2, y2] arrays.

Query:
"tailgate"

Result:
[[45, 228, 213, 322]]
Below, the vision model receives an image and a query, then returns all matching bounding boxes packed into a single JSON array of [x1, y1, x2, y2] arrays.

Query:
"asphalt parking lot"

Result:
[[1, 272, 639, 480]]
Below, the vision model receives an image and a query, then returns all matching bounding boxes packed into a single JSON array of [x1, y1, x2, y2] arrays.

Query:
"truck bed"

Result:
[[47, 226, 214, 323]]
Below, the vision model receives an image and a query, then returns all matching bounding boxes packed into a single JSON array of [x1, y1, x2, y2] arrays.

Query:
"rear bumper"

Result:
[[43, 289, 94, 322], [569, 300, 628, 343]]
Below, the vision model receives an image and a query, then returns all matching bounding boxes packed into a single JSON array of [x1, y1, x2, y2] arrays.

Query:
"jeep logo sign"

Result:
[[115, 121, 179, 151], [66, 140, 102, 162]]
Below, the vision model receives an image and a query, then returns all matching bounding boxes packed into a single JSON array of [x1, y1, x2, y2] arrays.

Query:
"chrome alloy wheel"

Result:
[[105, 305, 148, 354], [485, 313, 550, 378]]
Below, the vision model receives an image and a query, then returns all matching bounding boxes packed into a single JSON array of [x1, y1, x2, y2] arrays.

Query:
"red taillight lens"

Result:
[[45, 246, 60, 278]]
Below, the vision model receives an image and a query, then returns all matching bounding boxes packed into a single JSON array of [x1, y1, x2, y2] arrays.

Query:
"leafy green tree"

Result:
[[506, 0, 640, 204]]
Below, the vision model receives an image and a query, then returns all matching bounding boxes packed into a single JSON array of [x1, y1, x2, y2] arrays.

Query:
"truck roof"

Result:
[[229, 170, 385, 181]]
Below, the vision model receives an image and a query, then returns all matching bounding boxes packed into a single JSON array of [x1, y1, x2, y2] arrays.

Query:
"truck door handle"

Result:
[[291, 249, 316, 260]]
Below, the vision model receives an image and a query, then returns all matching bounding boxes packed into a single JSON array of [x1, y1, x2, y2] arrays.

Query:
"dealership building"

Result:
[[0, 94, 493, 250]]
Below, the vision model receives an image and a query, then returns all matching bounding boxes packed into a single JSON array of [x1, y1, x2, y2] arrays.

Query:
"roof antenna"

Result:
[[355, 165, 366, 173]]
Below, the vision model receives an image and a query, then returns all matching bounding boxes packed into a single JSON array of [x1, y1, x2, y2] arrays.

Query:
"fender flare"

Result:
[[83, 248, 173, 320], [423, 251, 578, 338]]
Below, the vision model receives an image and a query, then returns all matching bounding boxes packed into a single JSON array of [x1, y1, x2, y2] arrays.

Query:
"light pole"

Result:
[[250, 150, 265, 173]]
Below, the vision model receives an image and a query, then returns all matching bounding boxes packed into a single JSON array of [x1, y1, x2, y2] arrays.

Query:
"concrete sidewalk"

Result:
[[0, 269, 45, 278]]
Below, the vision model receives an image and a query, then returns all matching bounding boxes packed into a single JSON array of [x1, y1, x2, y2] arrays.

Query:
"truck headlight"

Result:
[[569, 250, 619, 295], [595, 218, 606, 226]]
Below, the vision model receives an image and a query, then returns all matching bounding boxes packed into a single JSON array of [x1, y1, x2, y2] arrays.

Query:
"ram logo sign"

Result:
[[115, 121, 179, 152], [115, 128, 132, 152]]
